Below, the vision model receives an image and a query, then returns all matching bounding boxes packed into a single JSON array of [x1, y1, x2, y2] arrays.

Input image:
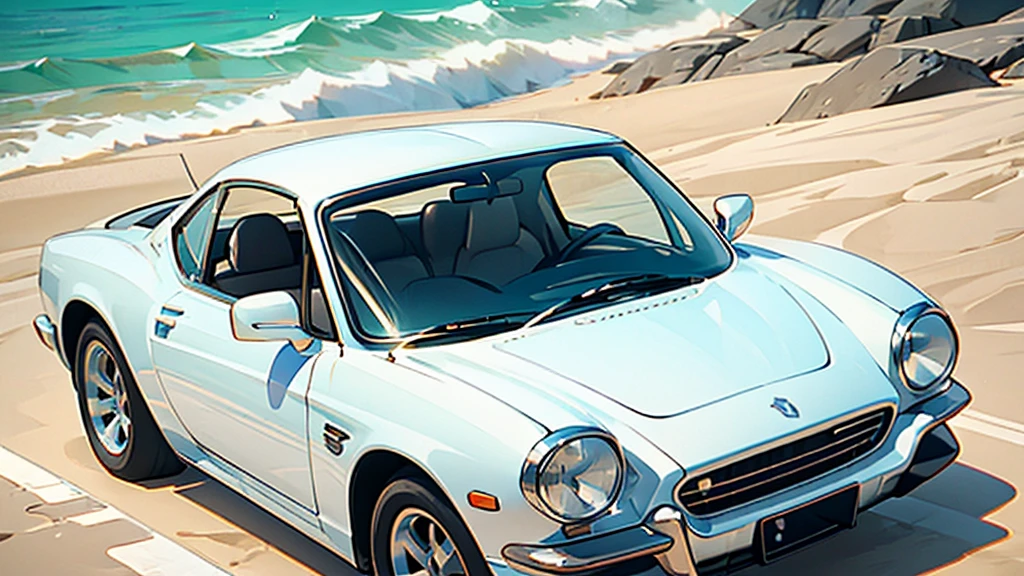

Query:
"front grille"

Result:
[[678, 407, 894, 516]]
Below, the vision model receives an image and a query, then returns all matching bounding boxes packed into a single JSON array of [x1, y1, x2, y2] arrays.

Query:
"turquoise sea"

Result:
[[0, 0, 752, 176]]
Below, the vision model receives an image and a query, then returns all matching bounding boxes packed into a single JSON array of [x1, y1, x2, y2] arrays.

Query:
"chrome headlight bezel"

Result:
[[891, 303, 959, 392], [520, 426, 626, 524]]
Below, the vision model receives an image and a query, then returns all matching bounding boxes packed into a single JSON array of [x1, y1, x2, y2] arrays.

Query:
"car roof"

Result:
[[207, 120, 622, 204]]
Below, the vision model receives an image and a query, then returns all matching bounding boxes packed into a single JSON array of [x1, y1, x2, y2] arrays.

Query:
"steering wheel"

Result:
[[534, 223, 625, 271]]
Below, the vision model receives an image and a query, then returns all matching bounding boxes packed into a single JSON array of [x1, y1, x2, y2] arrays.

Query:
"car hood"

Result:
[[489, 264, 829, 418]]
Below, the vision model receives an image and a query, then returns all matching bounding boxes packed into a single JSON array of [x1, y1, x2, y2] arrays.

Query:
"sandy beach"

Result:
[[2, 58, 1024, 574]]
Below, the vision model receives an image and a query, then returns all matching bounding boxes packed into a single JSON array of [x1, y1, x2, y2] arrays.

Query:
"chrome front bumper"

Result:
[[495, 381, 970, 576], [33, 314, 58, 353]]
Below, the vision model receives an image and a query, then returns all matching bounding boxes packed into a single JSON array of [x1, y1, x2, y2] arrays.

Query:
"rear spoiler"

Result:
[[105, 195, 191, 230], [105, 153, 199, 230]]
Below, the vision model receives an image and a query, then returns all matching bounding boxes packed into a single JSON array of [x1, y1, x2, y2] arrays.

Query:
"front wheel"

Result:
[[73, 320, 183, 481], [371, 472, 490, 576]]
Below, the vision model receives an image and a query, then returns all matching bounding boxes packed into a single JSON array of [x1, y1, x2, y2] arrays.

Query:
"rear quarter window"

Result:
[[174, 193, 218, 281]]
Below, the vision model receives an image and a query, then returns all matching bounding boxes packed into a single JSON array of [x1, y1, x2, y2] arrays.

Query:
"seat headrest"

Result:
[[421, 201, 468, 259], [465, 197, 521, 254], [334, 210, 410, 262], [229, 213, 295, 274]]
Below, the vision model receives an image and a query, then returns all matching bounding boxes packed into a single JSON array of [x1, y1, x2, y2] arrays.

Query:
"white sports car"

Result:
[[34, 120, 968, 576]]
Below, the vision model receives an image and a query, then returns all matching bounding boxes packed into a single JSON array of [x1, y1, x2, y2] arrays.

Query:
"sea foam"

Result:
[[0, 6, 730, 177]]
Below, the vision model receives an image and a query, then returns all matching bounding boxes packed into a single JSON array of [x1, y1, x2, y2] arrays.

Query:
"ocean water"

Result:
[[0, 0, 752, 177]]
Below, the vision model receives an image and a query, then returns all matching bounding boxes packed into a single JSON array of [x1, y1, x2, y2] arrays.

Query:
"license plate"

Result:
[[758, 484, 860, 563]]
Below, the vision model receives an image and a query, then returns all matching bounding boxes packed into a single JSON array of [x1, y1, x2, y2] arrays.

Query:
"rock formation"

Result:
[[776, 46, 997, 122], [595, 0, 1024, 122]]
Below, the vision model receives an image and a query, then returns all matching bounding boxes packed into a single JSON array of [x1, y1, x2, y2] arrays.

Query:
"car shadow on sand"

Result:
[[139, 467, 362, 575], [141, 461, 1014, 576], [736, 463, 1015, 575]]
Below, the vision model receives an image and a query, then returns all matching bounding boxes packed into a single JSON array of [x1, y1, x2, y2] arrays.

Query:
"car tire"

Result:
[[74, 320, 183, 481], [371, 469, 491, 576]]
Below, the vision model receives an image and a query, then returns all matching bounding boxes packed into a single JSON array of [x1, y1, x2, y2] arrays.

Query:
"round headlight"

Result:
[[521, 428, 625, 523], [892, 304, 958, 391]]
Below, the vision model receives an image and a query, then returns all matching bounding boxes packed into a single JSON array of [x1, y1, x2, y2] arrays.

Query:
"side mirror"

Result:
[[231, 291, 313, 351], [713, 194, 754, 242]]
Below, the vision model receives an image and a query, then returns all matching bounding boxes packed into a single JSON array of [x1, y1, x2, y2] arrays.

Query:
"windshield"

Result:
[[320, 143, 732, 343]]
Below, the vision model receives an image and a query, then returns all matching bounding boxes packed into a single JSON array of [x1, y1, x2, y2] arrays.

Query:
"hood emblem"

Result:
[[771, 397, 800, 419]]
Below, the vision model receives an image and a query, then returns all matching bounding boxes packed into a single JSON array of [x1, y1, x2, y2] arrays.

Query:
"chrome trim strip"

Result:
[[520, 426, 626, 524], [891, 303, 959, 392], [678, 422, 881, 499], [675, 403, 897, 517], [831, 411, 885, 437], [685, 436, 877, 509], [501, 525, 672, 575], [679, 402, 896, 486], [646, 507, 697, 575]]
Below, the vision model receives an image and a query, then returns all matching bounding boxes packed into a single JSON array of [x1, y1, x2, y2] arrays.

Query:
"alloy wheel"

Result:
[[83, 340, 131, 456], [390, 507, 468, 576]]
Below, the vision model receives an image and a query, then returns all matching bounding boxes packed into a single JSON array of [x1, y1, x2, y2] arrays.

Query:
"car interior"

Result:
[[173, 148, 729, 342], [197, 208, 334, 337], [331, 177, 573, 297], [180, 180, 580, 339], [198, 188, 570, 337], [319, 147, 729, 338], [213, 213, 303, 297]]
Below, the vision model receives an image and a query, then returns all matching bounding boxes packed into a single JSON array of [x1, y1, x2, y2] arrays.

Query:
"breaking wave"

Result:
[[0, 0, 735, 177]]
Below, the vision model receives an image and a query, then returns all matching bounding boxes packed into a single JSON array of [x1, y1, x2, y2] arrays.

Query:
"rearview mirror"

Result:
[[714, 194, 754, 242], [451, 177, 523, 203], [231, 291, 313, 351]]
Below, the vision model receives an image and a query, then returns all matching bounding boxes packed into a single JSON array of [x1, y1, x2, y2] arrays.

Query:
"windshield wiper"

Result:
[[523, 273, 705, 329], [388, 312, 534, 360], [387, 275, 704, 359]]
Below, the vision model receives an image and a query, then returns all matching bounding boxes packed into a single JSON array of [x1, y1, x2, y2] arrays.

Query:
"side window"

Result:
[[546, 156, 671, 245], [220, 185, 297, 221], [207, 186, 299, 280], [174, 193, 219, 282], [175, 184, 339, 341]]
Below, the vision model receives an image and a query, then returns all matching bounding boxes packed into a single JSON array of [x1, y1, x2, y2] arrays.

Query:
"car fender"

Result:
[[738, 234, 947, 409], [308, 349, 564, 564], [739, 234, 934, 312], [41, 229, 197, 458]]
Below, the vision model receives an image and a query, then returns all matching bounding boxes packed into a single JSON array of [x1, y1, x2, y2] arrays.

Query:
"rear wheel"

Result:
[[371, 471, 490, 576], [74, 320, 183, 481]]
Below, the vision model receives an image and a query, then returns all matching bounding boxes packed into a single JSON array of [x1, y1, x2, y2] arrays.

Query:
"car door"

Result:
[[149, 184, 323, 512], [152, 291, 323, 510]]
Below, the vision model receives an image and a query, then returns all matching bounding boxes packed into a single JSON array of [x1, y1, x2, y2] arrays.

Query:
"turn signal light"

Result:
[[468, 491, 500, 511]]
